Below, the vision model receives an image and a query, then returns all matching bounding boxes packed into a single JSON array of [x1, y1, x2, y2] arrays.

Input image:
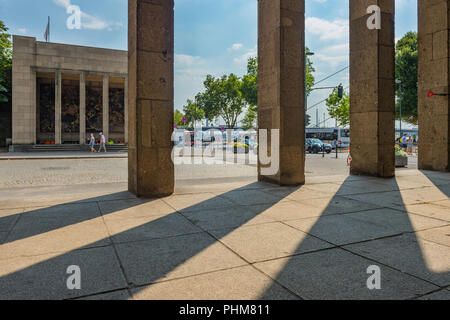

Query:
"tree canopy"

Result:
[[326, 84, 350, 127], [195, 73, 245, 129], [182, 99, 205, 129], [182, 49, 316, 130], [0, 20, 12, 103], [395, 31, 418, 125]]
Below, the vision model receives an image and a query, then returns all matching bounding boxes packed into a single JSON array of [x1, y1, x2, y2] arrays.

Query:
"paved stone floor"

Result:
[[0, 164, 449, 300], [0, 152, 374, 188]]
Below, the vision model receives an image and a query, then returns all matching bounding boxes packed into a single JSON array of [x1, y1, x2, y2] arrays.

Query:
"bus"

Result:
[[306, 128, 350, 148]]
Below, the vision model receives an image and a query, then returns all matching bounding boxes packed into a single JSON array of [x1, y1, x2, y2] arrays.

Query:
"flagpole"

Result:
[[48, 16, 50, 42]]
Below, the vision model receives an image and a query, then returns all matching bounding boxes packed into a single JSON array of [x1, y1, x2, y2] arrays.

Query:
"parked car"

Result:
[[306, 138, 332, 154]]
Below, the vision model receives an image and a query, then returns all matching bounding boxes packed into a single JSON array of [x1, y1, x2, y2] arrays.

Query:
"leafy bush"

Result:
[[395, 146, 407, 157]]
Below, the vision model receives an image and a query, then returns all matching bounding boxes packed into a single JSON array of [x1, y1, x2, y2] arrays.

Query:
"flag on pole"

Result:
[[44, 16, 50, 42]]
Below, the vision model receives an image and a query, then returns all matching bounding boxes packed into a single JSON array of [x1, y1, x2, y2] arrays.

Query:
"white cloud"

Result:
[[229, 43, 243, 51], [16, 28, 27, 35], [314, 43, 349, 68], [306, 17, 348, 41], [233, 45, 257, 65], [53, 0, 122, 31]]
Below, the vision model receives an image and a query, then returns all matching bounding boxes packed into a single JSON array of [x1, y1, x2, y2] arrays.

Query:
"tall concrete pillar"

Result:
[[349, 0, 395, 177], [257, 0, 306, 186], [103, 75, 110, 142], [55, 70, 62, 145], [124, 77, 129, 144], [128, 0, 174, 197], [418, 1, 450, 172], [11, 36, 36, 145], [79, 72, 86, 145]]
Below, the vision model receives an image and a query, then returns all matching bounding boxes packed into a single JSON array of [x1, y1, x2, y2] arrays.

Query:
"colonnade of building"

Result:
[[128, 0, 450, 197]]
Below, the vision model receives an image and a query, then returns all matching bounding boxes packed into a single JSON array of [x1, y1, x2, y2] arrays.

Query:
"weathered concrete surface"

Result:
[[418, 0, 450, 172], [349, 0, 395, 177], [128, 0, 175, 197], [257, 0, 306, 185]]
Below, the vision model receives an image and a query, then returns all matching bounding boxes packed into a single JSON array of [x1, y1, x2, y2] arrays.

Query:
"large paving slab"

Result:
[[396, 202, 450, 222], [285, 211, 403, 246], [0, 246, 127, 300], [1, 215, 111, 259], [217, 189, 289, 206], [343, 208, 449, 233], [415, 225, 450, 247], [0, 232, 7, 244], [209, 222, 334, 263], [250, 200, 328, 221], [308, 180, 395, 195], [161, 193, 235, 213], [115, 232, 246, 287], [294, 195, 383, 216], [254, 248, 438, 300], [344, 186, 449, 207], [98, 198, 175, 219], [181, 205, 274, 231], [131, 266, 299, 300], [104, 213, 203, 244], [344, 234, 450, 287], [0, 183, 132, 209], [0, 208, 23, 232]]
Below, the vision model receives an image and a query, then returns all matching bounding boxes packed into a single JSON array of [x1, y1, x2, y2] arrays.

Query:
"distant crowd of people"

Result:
[[397, 133, 417, 154]]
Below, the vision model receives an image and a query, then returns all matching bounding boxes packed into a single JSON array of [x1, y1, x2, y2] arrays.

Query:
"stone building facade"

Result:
[[12, 35, 128, 146]]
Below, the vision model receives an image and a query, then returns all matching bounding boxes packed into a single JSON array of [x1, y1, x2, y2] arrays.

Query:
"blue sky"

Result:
[[1, 0, 418, 127]]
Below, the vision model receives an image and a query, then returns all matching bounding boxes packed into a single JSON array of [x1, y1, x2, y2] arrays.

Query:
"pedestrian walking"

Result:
[[89, 133, 96, 153], [407, 137, 413, 154], [98, 132, 107, 153], [400, 133, 408, 150]]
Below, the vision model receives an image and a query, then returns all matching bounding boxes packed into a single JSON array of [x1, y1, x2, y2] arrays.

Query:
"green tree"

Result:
[[0, 20, 12, 103], [241, 105, 257, 130], [240, 50, 315, 128], [305, 47, 316, 96], [196, 73, 245, 129], [195, 75, 221, 123], [326, 84, 350, 127], [174, 109, 185, 128], [241, 57, 258, 108], [183, 99, 205, 129], [396, 31, 418, 125]]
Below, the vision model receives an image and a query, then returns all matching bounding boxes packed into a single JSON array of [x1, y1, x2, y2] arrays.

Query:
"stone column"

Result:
[[349, 0, 395, 177], [418, 1, 450, 172], [257, 0, 305, 185], [128, 0, 174, 197], [103, 75, 109, 142], [124, 77, 129, 144], [55, 70, 62, 145], [79, 72, 86, 145], [11, 36, 36, 145]]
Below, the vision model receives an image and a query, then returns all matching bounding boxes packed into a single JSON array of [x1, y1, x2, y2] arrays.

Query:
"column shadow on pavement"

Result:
[[1, 173, 449, 300], [258, 175, 450, 300]]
